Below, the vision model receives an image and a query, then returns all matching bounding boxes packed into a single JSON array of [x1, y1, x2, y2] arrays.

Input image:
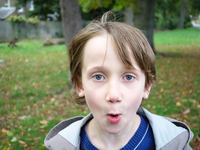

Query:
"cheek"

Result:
[[129, 95, 142, 107], [126, 88, 143, 107], [84, 89, 102, 111], [85, 98, 102, 116]]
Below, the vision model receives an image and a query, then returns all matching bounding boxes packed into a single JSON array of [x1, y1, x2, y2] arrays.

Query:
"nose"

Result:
[[106, 80, 122, 103]]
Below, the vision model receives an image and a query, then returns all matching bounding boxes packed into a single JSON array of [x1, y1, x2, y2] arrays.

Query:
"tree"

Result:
[[60, 0, 83, 87], [124, 4, 134, 26], [178, 0, 187, 29], [134, 0, 156, 54], [60, 0, 83, 48]]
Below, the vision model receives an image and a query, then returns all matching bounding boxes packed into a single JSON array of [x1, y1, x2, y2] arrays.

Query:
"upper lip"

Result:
[[107, 113, 121, 116]]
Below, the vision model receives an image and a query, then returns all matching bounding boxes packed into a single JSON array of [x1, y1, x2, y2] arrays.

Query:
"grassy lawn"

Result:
[[0, 27, 200, 149], [195, 19, 200, 25]]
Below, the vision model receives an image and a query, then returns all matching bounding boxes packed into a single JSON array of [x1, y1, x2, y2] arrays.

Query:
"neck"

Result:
[[85, 114, 141, 149]]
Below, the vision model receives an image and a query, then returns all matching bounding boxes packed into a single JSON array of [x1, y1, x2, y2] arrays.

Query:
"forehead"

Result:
[[82, 34, 140, 71]]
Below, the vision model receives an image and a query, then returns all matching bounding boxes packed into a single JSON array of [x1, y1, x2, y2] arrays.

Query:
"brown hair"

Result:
[[69, 11, 156, 105]]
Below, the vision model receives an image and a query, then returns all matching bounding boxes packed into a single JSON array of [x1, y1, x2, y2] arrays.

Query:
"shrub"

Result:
[[27, 16, 40, 24], [7, 15, 26, 23], [7, 15, 40, 25]]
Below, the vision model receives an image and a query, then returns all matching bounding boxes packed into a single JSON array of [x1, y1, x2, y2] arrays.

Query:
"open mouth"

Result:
[[110, 114, 118, 117], [107, 114, 121, 124]]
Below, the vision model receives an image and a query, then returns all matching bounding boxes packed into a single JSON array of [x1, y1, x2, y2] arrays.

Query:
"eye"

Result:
[[93, 75, 104, 80], [124, 75, 134, 81]]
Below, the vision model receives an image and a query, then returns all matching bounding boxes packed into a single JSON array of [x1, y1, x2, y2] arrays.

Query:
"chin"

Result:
[[104, 124, 123, 134]]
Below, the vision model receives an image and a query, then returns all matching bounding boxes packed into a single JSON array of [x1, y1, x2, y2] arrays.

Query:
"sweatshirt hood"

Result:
[[138, 108, 193, 150], [44, 108, 193, 150]]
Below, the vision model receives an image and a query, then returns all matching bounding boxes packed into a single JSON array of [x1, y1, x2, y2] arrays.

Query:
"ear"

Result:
[[78, 86, 85, 97], [76, 78, 85, 97], [143, 83, 152, 99]]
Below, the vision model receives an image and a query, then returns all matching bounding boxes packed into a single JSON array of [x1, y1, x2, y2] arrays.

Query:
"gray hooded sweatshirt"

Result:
[[44, 107, 193, 150]]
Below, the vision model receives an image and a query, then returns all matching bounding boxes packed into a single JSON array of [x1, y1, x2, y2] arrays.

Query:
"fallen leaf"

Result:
[[34, 137, 41, 141], [183, 109, 190, 115], [197, 103, 200, 109], [2, 147, 10, 150], [176, 102, 181, 107], [19, 115, 30, 120], [6, 131, 13, 137], [11, 137, 17, 142], [182, 90, 188, 94], [19, 140, 27, 147], [51, 98, 55, 102], [40, 120, 48, 125], [1, 128, 9, 134]]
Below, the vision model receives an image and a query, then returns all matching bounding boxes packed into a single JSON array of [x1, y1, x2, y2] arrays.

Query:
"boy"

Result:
[[44, 12, 193, 150]]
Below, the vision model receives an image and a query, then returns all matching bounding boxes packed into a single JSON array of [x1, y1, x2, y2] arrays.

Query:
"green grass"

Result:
[[0, 28, 200, 149], [196, 20, 200, 25], [154, 28, 200, 45]]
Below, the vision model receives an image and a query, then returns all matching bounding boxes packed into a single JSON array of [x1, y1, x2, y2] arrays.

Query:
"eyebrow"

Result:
[[86, 65, 141, 74], [124, 66, 143, 76], [86, 66, 107, 72], [124, 65, 138, 71]]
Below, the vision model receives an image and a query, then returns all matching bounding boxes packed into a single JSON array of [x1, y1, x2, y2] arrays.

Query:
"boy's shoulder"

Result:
[[44, 114, 93, 150], [138, 107, 193, 150]]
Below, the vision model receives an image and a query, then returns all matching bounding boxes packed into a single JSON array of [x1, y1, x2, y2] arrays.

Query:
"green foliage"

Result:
[[112, 0, 136, 10], [79, 0, 136, 13], [15, 0, 61, 21], [6, 15, 40, 25], [184, 15, 192, 28], [28, 0, 60, 20], [26, 16, 40, 24], [81, 6, 113, 21], [79, 0, 136, 21], [165, 15, 180, 30], [6, 15, 26, 23], [155, 0, 180, 30], [155, 11, 166, 30], [155, 0, 199, 30], [79, 0, 113, 13], [191, 0, 200, 15]]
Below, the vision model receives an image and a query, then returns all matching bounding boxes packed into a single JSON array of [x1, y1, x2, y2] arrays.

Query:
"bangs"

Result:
[[106, 22, 142, 69], [111, 36, 134, 68]]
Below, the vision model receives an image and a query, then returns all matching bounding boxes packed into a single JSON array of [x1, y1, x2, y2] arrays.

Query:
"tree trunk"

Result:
[[124, 4, 134, 26], [60, 0, 83, 87], [134, 0, 157, 54], [178, 0, 187, 29], [60, 0, 83, 49]]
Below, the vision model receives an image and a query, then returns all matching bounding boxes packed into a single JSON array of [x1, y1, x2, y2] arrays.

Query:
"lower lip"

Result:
[[107, 115, 121, 124]]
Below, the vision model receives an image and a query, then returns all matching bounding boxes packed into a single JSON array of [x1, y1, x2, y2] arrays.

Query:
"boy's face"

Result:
[[78, 34, 151, 134]]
